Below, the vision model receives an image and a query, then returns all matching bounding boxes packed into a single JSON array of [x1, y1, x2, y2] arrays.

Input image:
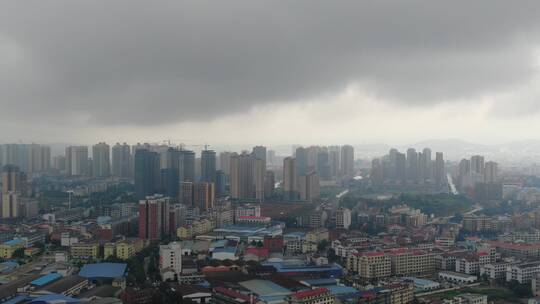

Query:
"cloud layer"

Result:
[[2, 1, 540, 143]]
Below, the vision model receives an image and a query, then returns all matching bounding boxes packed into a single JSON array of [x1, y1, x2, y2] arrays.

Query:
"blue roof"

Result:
[[327, 286, 360, 296], [239, 279, 291, 296], [284, 232, 305, 237], [403, 277, 440, 286], [31, 273, 62, 286], [4, 239, 23, 246], [213, 247, 236, 254], [29, 294, 81, 303], [264, 262, 343, 273], [210, 239, 228, 248], [79, 263, 126, 279], [301, 278, 338, 286], [3, 295, 29, 304], [0, 261, 19, 273]]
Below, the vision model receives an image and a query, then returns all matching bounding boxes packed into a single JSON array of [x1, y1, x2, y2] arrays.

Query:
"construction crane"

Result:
[[161, 139, 192, 148]]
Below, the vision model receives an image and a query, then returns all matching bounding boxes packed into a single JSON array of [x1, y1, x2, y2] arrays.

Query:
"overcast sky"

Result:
[[2, 1, 540, 146]]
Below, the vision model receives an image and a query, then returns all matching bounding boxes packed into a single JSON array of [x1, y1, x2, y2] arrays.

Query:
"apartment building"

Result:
[[347, 252, 391, 280], [387, 248, 436, 277]]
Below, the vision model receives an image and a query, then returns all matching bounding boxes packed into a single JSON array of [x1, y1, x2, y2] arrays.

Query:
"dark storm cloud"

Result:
[[1, 1, 540, 126]]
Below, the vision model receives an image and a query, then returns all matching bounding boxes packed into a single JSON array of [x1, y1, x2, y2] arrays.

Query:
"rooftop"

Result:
[[3, 239, 23, 246], [214, 287, 254, 303], [239, 279, 291, 297], [79, 263, 127, 279], [31, 273, 63, 287], [290, 288, 329, 299]]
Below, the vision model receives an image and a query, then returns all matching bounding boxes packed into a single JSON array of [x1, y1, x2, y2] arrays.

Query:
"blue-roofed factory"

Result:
[[28, 294, 81, 303], [263, 261, 343, 278], [4, 239, 23, 246], [30, 273, 62, 287], [78, 263, 126, 280]]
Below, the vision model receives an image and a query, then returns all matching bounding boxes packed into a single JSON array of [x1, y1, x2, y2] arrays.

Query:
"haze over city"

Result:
[[5, 2, 540, 304]]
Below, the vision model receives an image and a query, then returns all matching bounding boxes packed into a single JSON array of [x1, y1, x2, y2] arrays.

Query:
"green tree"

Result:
[[317, 240, 329, 252], [11, 248, 25, 259]]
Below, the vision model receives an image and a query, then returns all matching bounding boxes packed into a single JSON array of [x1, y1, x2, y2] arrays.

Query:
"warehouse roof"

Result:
[[79, 263, 126, 279], [30, 273, 63, 287]]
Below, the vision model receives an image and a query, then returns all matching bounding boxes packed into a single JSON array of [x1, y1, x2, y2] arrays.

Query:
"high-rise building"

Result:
[[215, 170, 227, 197], [180, 182, 194, 206], [252, 146, 267, 168], [406, 148, 418, 181], [298, 171, 320, 201], [52, 155, 66, 172], [134, 149, 161, 200], [434, 152, 445, 186], [27, 144, 51, 174], [0, 144, 19, 169], [92, 142, 110, 178], [264, 170, 275, 199], [484, 161, 498, 183], [2, 165, 21, 193], [194, 182, 215, 211], [329, 146, 341, 178], [229, 152, 256, 200], [295, 147, 308, 176], [341, 145, 354, 177], [471, 155, 485, 175], [422, 148, 432, 180], [112, 143, 132, 178], [65, 146, 89, 176], [396, 152, 406, 181], [457, 158, 472, 190], [371, 159, 384, 186], [200, 150, 216, 183], [254, 158, 265, 200], [267, 150, 276, 167], [306, 146, 319, 173], [1, 193, 18, 219], [283, 157, 298, 200], [1, 165, 22, 219], [179, 150, 195, 182], [161, 148, 181, 198], [138, 195, 170, 240], [335, 207, 352, 229], [317, 150, 330, 180], [218, 152, 233, 175]]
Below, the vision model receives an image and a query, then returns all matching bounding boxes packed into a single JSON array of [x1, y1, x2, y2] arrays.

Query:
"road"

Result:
[[336, 189, 349, 199], [447, 173, 458, 195]]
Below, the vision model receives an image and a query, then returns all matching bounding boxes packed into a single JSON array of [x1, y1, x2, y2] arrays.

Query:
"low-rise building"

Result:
[[286, 287, 334, 304], [286, 240, 317, 254], [104, 243, 116, 259], [160, 242, 182, 281], [480, 262, 513, 280], [438, 271, 477, 284], [388, 248, 436, 277], [70, 242, 99, 260], [347, 252, 391, 280], [0, 239, 24, 258], [306, 229, 329, 244], [506, 262, 540, 284]]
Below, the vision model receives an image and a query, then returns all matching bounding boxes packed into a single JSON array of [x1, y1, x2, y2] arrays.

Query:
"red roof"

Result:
[[488, 241, 540, 250], [363, 251, 385, 257], [291, 288, 329, 299], [245, 247, 269, 257], [388, 248, 408, 255], [214, 287, 254, 302]]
